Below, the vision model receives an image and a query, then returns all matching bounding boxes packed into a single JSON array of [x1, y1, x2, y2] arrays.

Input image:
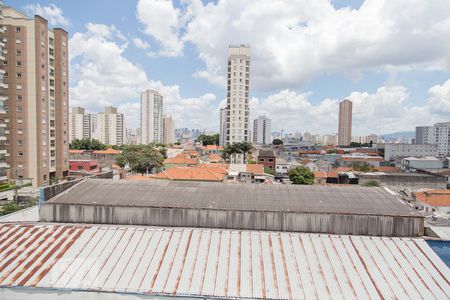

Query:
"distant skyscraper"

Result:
[[141, 90, 163, 144], [94, 107, 124, 146], [226, 44, 250, 145], [2, 6, 69, 186], [69, 107, 92, 142], [162, 115, 174, 145], [338, 99, 352, 146], [415, 126, 434, 145], [219, 107, 227, 146], [253, 116, 271, 145]]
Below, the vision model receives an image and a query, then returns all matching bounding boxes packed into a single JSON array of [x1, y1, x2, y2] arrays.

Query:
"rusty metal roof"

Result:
[[45, 179, 421, 217], [0, 223, 448, 299]]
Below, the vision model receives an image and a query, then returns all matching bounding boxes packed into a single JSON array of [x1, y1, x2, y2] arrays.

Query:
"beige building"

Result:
[[141, 89, 163, 144], [338, 99, 352, 146], [162, 115, 174, 145], [2, 6, 69, 186], [226, 45, 250, 145], [69, 106, 92, 142], [93, 106, 124, 146], [0, 1, 9, 183], [253, 115, 271, 145]]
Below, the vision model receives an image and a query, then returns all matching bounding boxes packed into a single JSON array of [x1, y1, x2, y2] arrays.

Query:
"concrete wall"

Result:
[[40, 204, 424, 237], [40, 171, 113, 202], [359, 174, 447, 190]]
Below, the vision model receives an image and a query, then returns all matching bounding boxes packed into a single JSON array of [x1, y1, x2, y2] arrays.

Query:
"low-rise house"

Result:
[[199, 145, 224, 155], [413, 189, 450, 215], [257, 150, 276, 170], [163, 154, 198, 169], [69, 159, 100, 175], [275, 158, 289, 175], [314, 171, 338, 184], [401, 156, 443, 172], [69, 148, 121, 168]]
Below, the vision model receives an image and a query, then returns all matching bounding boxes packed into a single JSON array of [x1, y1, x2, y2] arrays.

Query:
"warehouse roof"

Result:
[[0, 223, 448, 299], [46, 179, 421, 217]]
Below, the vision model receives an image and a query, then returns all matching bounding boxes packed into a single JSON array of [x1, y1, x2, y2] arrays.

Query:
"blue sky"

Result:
[[7, 0, 450, 135]]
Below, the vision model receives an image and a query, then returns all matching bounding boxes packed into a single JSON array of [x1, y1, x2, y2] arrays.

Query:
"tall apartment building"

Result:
[[2, 7, 69, 186], [219, 107, 227, 146], [162, 115, 174, 145], [253, 115, 271, 145], [415, 126, 434, 144], [69, 106, 91, 142], [94, 106, 124, 146], [0, 1, 9, 183], [226, 45, 250, 145], [141, 89, 163, 144], [338, 99, 352, 146], [433, 122, 450, 155]]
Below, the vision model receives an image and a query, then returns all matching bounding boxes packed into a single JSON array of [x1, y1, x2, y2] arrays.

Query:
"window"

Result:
[[16, 61, 22, 67], [16, 50, 21, 56], [18, 140, 23, 146], [16, 38, 21, 44], [49, 48, 54, 56], [16, 84, 23, 90], [16, 72, 22, 78], [49, 38, 54, 46], [16, 27, 21, 32], [17, 106, 22, 112], [18, 151, 23, 157], [17, 118, 23, 124]]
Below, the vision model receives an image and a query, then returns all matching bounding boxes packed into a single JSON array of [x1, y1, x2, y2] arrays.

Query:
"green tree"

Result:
[[288, 166, 315, 185], [0, 202, 21, 216], [350, 162, 376, 172], [272, 138, 283, 146], [115, 145, 164, 175], [264, 167, 276, 176], [69, 138, 107, 150], [222, 142, 253, 163], [197, 134, 219, 146]]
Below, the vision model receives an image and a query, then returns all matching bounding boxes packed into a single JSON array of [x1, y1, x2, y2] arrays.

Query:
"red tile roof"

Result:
[[164, 154, 198, 165], [152, 166, 227, 181], [413, 190, 450, 207], [247, 164, 265, 174], [209, 154, 223, 162], [314, 171, 338, 178], [92, 148, 121, 155], [69, 149, 85, 154]]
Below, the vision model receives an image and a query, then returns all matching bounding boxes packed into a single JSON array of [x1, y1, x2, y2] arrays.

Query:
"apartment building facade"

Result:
[[162, 114, 174, 145], [141, 89, 163, 144], [219, 107, 227, 146], [69, 106, 91, 142], [2, 7, 69, 186], [226, 45, 250, 145], [338, 99, 352, 146], [253, 115, 271, 145], [94, 106, 124, 146], [415, 126, 434, 145], [0, 1, 9, 183]]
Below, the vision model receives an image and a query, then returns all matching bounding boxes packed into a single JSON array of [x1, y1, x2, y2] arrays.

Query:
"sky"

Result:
[[8, 0, 450, 135]]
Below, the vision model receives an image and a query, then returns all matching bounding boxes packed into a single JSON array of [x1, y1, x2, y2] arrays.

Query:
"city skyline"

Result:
[[7, 0, 450, 135]]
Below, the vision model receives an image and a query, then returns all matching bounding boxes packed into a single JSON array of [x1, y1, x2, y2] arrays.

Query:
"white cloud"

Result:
[[427, 78, 450, 114], [136, 0, 450, 90], [249, 81, 450, 135], [136, 0, 184, 57], [24, 3, 70, 27], [132, 37, 150, 49], [69, 23, 218, 130]]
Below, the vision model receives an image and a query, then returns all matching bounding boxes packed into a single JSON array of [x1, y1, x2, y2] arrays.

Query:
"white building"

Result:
[[433, 122, 450, 155], [69, 107, 92, 142], [219, 107, 227, 146], [380, 143, 439, 161], [253, 116, 271, 145], [94, 106, 124, 146], [415, 126, 434, 144], [141, 89, 163, 144], [226, 45, 250, 145], [162, 115, 174, 145], [401, 157, 443, 172]]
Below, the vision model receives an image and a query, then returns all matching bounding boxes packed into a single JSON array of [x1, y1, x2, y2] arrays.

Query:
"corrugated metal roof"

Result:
[[0, 223, 448, 299], [45, 179, 421, 217]]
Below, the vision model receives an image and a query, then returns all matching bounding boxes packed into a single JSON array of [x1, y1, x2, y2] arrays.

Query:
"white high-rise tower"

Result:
[[141, 90, 163, 144], [226, 45, 250, 145]]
